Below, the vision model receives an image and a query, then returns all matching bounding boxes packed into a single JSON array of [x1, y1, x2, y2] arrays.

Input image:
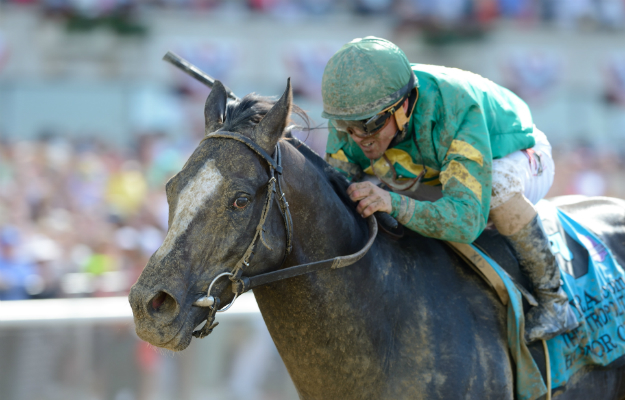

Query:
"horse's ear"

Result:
[[204, 80, 228, 135], [252, 78, 292, 153]]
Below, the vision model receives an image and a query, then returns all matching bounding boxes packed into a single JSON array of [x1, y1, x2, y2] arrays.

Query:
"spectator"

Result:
[[0, 133, 192, 300], [0, 227, 39, 300]]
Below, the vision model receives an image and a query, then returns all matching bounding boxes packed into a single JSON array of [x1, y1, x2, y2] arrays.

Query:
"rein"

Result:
[[192, 132, 378, 339]]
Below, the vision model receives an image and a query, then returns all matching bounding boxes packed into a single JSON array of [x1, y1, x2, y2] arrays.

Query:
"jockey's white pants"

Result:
[[490, 127, 555, 210]]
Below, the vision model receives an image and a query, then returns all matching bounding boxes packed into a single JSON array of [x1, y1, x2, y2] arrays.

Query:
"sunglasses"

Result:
[[333, 110, 394, 138]]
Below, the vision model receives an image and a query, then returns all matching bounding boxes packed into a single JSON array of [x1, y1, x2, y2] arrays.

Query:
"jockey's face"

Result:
[[349, 99, 408, 160]]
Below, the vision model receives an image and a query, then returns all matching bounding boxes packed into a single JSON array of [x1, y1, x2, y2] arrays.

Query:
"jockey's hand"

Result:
[[347, 181, 392, 218]]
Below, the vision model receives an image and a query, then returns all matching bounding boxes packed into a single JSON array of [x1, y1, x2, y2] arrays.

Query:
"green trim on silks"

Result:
[[327, 63, 537, 243], [389, 192, 402, 219], [321, 37, 419, 121]]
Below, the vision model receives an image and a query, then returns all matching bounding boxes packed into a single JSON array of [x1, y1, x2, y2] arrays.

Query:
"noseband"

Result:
[[192, 132, 378, 339]]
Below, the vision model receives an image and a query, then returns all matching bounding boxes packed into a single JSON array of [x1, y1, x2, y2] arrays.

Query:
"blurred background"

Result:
[[1, 0, 625, 399]]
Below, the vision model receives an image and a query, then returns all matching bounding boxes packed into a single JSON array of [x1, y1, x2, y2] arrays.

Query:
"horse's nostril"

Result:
[[146, 290, 180, 320], [151, 291, 169, 311]]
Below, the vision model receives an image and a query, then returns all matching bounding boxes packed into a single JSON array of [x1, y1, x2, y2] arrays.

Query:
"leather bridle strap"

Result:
[[205, 131, 292, 278], [235, 215, 377, 293], [206, 131, 377, 293], [192, 131, 378, 339]]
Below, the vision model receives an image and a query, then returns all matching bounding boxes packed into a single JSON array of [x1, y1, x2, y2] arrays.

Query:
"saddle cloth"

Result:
[[450, 200, 625, 400]]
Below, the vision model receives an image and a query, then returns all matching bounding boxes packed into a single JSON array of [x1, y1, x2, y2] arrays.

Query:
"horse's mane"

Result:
[[284, 136, 368, 233], [284, 136, 359, 214], [219, 93, 361, 220]]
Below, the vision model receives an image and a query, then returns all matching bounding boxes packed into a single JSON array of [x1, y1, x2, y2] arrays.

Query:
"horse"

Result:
[[128, 79, 625, 399]]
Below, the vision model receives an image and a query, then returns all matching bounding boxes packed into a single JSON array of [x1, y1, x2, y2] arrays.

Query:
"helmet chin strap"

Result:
[[393, 102, 410, 131], [388, 88, 419, 149], [373, 86, 427, 192], [392, 87, 419, 132]]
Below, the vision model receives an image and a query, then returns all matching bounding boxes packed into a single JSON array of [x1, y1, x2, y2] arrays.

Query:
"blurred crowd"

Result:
[[549, 143, 625, 199], [1, 131, 625, 301], [0, 134, 197, 300], [3, 0, 625, 32]]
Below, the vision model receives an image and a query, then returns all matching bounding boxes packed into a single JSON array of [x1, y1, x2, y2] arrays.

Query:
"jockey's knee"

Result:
[[490, 127, 555, 211]]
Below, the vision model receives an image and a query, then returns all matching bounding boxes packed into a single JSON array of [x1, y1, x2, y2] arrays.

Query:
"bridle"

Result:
[[191, 132, 378, 339]]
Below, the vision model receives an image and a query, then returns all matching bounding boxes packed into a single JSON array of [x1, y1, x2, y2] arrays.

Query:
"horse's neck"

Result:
[[254, 139, 378, 314], [279, 142, 367, 266], [252, 143, 402, 394], [252, 144, 513, 398]]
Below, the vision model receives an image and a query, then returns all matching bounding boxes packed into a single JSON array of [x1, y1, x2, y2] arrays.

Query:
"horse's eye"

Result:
[[234, 197, 249, 209]]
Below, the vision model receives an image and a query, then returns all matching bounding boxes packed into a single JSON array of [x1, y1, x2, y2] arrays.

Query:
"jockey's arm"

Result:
[[388, 105, 493, 243], [325, 109, 492, 244]]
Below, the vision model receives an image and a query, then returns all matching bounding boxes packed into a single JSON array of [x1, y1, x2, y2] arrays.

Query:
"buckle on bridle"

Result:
[[230, 277, 250, 297], [229, 269, 249, 296]]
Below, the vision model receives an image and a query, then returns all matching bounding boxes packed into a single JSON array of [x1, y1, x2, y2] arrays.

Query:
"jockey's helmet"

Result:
[[321, 37, 418, 136]]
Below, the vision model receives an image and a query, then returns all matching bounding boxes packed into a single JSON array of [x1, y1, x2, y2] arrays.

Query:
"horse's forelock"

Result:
[[220, 94, 274, 134]]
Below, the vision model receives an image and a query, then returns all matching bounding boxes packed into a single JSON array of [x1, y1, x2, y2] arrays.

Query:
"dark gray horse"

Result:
[[129, 80, 625, 399]]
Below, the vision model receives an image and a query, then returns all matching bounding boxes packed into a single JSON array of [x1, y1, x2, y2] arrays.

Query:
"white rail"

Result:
[[0, 293, 260, 327]]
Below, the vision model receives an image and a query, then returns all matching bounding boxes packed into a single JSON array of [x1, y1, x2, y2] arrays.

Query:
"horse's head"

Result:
[[129, 80, 294, 351]]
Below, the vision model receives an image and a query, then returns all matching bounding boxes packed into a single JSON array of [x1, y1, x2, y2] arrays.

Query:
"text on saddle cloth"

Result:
[[536, 200, 625, 390], [467, 199, 625, 400]]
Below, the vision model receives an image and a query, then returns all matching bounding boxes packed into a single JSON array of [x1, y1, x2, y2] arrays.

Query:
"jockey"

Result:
[[322, 36, 578, 343]]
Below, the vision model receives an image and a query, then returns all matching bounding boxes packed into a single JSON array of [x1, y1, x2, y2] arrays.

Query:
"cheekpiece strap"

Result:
[[205, 131, 293, 280], [273, 144, 293, 255], [195, 132, 378, 340]]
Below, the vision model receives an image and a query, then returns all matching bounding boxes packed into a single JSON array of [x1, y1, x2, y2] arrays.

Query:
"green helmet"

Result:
[[321, 36, 418, 121]]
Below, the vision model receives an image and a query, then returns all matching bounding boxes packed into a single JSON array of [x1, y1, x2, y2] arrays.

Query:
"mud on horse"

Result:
[[129, 79, 625, 400]]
